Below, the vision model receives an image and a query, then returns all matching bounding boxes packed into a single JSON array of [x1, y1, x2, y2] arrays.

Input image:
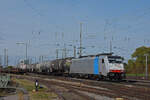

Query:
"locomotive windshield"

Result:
[[108, 56, 123, 63]]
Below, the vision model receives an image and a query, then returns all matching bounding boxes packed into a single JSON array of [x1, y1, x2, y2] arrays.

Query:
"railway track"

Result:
[[13, 73, 150, 100], [28, 73, 150, 88]]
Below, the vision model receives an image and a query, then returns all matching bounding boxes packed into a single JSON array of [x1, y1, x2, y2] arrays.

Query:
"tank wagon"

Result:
[[27, 58, 72, 75], [50, 58, 72, 75]]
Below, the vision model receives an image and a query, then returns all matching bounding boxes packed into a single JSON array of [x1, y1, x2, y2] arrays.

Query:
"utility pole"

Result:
[[0, 55, 2, 67], [64, 48, 66, 58], [62, 49, 64, 59], [74, 46, 76, 58], [39, 56, 41, 63], [4, 49, 6, 67], [64, 46, 67, 58], [25, 43, 27, 62], [63, 43, 67, 58], [6, 53, 8, 67], [29, 58, 31, 64], [42, 56, 44, 62], [56, 49, 58, 59], [4, 48, 8, 67], [79, 23, 82, 57], [39, 55, 44, 62], [110, 40, 112, 53], [144, 54, 148, 79], [34, 57, 36, 63]]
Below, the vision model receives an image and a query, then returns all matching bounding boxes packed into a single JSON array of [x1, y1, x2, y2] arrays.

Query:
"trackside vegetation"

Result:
[[13, 78, 58, 100], [125, 46, 150, 75]]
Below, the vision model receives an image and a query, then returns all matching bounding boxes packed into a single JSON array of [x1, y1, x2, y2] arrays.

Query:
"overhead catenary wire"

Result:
[[23, 0, 43, 17]]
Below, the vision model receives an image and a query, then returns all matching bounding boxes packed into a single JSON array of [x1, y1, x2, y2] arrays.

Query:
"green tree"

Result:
[[126, 46, 150, 74]]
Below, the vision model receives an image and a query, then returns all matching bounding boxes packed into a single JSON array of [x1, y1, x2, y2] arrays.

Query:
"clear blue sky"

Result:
[[0, 0, 150, 65]]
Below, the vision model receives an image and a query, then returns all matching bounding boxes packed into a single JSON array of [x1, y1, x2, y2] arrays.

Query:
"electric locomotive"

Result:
[[70, 53, 125, 80]]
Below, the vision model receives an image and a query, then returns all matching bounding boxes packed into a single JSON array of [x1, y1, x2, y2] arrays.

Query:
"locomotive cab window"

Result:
[[108, 56, 123, 63], [102, 59, 104, 63]]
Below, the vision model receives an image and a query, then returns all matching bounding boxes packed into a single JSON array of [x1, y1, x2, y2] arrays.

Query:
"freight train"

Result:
[[20, 53, 126, 80]]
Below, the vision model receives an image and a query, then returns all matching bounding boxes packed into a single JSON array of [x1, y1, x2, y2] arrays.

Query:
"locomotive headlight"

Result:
[[121, 73, 125, 77], [110, 73, 115, 76]]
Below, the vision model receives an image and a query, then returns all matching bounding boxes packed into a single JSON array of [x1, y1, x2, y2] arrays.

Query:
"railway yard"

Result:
[[0, 1, 150, 100], [0, 49, 150, 100], [5, 73, 149, 100]]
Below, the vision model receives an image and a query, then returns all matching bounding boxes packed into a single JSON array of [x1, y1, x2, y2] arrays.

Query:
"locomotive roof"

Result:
[[79, 53, 113, 58], [108, 55, 124, 59]]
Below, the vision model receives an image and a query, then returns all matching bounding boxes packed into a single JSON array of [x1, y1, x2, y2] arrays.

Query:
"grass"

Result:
[[30, 92, 57, 100], [13, 78, 58, 100], [126, 73, 150, 77], [0, 88, 16, 96]]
